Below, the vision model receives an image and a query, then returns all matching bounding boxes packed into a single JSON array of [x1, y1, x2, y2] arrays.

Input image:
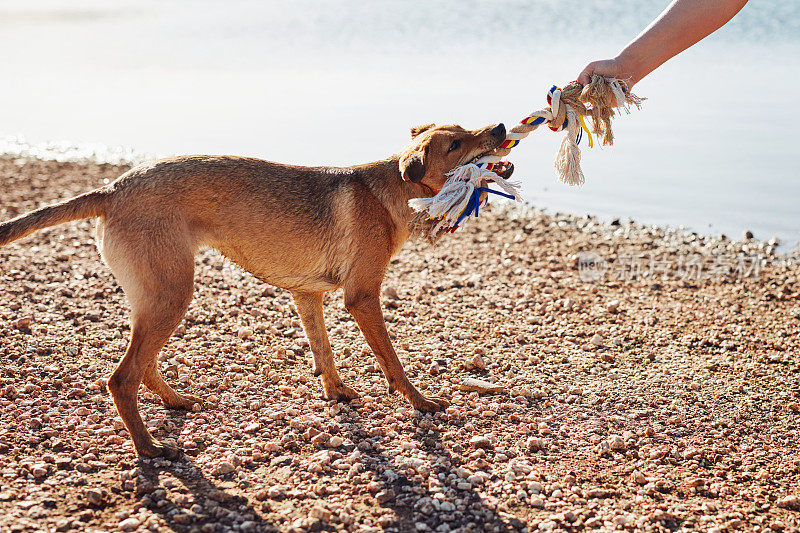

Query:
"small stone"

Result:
[[383, 286, 399, 299], [84, 488, 105, 506], [172, 513, 190, 525], [15, 317, 32, 329], [469, 436, 492, 449], [471, 354, 487, 371], [606, 300, 620, 313], [308, 506, 331, 522], [586, 488, 611, 499], [787, 402, 800, 413], [328, 436, 343, 448], [458, 378, 504, 393], [238, 327, 253, 340], [376, 489, 395, 503], [119, 518, 141, 532], [590, 334, 604, 347], [631, 471, 646, 485], [311, 432, 330, 446], [650, 510, 675, 522], [777, 495, 800, 510], [514, 387, 533, 398], [608, 435, 625, 451], [216, 461, 235, 475], [687, 477, 705, 488], [595, 440, 610, 455], [527, 481, 543, 494], [526, 437, 546, 452]]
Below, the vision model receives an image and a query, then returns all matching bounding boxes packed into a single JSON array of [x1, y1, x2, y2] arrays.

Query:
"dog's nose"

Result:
[[490, 123, 506, 138]]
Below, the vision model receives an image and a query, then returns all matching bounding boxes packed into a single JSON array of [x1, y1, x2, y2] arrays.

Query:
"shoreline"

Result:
[[0, 136, 793, 254]]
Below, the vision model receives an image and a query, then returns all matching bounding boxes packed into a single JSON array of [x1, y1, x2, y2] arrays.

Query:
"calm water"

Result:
[[1, 0, 798, 243]]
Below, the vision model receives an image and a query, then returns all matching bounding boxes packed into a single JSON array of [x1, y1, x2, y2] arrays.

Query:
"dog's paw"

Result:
[[137, 441, 183, 460], [411, 395, 450, 412], [164, 393, 203, 411], [323, 383, 359, 402]]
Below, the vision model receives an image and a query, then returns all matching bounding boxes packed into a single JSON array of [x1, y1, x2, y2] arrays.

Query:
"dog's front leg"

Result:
[[343, 287, 449, 412], [292, 291, 359, 401]]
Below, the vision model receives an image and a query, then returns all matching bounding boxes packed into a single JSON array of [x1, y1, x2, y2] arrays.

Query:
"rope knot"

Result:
[[408, 76, 643, 242]]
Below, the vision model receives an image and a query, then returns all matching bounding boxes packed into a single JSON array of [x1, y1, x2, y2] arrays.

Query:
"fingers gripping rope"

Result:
[[409, 75, 643, 241]]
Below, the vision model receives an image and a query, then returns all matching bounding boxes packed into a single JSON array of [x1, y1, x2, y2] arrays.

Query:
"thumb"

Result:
[[577, 63, 595, 85]]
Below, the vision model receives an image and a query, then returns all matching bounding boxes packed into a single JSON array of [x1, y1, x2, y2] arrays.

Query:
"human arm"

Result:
[[578, 0, 748, 87]]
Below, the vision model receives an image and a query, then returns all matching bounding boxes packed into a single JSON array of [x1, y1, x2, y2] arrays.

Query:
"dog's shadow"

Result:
[[336, 402, 520, 532], [132, 408, 278, 533], [140, 398, 521, 533]]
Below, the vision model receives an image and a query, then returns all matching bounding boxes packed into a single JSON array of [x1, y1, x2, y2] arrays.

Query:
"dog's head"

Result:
[[399, 123, 514, 193]]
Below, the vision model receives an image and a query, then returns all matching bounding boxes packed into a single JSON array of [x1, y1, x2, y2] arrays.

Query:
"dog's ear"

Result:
[[399, 151, 426, 183], [410, 123, 435, 138]]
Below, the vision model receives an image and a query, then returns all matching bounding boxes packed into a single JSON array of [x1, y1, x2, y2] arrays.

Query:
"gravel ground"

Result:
[[1, 157, 800, 533]]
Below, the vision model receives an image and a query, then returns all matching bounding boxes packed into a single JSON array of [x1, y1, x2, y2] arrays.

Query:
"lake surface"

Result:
[[1, 0, 798, 244]]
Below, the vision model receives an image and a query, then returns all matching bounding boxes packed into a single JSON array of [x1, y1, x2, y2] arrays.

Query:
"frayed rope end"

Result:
[[408, 163, 522, 239]]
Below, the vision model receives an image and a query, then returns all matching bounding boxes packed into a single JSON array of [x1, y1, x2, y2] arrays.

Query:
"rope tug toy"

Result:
[[409, 75, 644, 241]]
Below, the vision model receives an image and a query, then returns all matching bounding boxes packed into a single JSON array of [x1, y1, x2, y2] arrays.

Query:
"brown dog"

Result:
[[0, 123, 512, 457]]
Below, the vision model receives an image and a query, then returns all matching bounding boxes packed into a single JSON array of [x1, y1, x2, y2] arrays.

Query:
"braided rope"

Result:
[[409, 75, 643, 242], [474, 76, 642, 183]]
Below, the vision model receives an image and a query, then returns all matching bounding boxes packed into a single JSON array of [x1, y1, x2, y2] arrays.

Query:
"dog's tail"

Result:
[[0, 189, 109, 247]]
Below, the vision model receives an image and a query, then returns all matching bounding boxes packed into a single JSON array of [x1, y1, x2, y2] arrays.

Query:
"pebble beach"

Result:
[[1, 157, 800, 533]]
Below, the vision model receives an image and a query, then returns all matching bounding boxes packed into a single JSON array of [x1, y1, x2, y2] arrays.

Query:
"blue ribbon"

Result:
[[453, 186, 517, 228]]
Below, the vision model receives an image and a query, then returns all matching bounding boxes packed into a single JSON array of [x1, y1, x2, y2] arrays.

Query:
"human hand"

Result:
[[578, 0, 748, 89], [577, 57, 640, 87]]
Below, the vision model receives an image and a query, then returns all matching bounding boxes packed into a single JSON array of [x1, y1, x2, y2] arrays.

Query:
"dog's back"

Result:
[[103, 156, 391, 290]]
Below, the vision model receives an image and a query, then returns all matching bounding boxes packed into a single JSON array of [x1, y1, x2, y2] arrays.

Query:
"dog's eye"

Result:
[[447, 140, 461, 153]]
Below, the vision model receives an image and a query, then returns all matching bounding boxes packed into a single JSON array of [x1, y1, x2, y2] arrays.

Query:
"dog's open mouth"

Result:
[[490, 160, 514, 180], [466, 148, 515, 180]]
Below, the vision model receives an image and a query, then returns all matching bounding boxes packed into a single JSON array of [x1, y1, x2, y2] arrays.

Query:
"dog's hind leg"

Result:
[[143, 359, 202, 410], [292, 291, 358, 401], [101, 221, 197, 457]]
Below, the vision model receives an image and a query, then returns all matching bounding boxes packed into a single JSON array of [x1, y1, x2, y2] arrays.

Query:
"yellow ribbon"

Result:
[[578, 114, 594, 148]]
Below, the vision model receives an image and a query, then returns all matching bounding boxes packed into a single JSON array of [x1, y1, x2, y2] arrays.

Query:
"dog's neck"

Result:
[[351, 155, 433, 235]]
